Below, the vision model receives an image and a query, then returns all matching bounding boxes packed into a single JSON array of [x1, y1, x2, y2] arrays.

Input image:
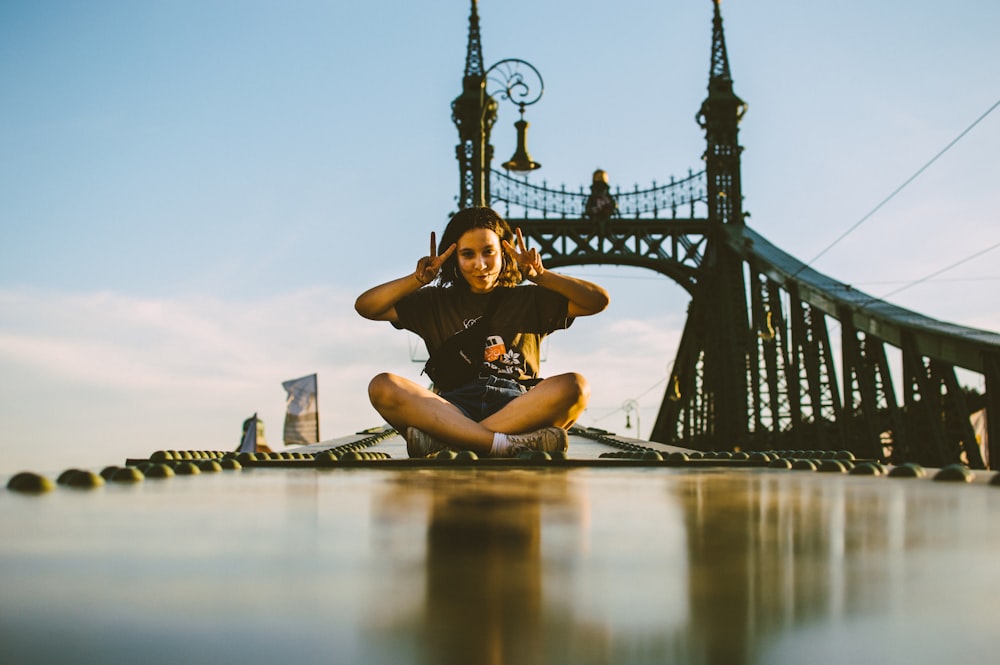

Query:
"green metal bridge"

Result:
[[453, 0, 1000, 469]]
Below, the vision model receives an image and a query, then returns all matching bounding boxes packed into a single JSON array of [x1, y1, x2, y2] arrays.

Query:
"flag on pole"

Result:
[[282, 373, 319, 445]]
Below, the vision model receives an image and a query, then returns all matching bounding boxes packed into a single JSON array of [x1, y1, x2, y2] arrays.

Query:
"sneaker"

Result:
[[406, 427, 453, 458], [507, 427, 569, 457]]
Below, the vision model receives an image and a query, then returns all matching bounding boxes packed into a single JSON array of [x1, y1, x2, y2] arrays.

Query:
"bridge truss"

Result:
[[500, 182, 1000, 469]]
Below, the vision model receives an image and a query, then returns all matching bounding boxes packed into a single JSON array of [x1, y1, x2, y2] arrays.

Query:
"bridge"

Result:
[[6, 4, 1000, 663], [452, 0, 1000, 469]]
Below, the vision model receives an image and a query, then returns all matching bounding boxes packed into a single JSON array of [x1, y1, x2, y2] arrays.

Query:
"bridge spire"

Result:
[[708, 0, 734, 87], [452, 0, 498, 209], [463, 0, 485, 77], [698, 0, 746, 226], [655, 0, 752, 449]]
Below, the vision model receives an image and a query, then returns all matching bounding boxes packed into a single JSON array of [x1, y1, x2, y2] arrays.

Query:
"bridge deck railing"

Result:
[[491, 168, 708, 220]]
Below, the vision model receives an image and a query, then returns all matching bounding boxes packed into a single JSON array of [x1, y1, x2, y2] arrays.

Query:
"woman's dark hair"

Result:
[[436, 207, 522, 288]]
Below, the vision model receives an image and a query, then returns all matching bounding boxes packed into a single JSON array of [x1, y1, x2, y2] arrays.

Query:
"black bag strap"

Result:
[[424, 288, 506, 369]]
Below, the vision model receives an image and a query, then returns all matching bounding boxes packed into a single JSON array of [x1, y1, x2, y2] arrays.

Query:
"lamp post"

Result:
[[452, 1, 543, 209], [487, 59, 543, 173], [623, 399, 640, 440]]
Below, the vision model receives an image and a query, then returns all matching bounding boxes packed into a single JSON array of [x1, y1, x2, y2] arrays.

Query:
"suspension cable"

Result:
[[794, 96, 1000, 275]]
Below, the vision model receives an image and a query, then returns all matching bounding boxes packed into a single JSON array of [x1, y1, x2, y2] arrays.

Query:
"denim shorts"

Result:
[[438, 376, 527, 422]]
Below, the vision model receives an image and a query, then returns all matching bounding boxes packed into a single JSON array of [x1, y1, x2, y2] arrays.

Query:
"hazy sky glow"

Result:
[[2, 0, 998, 475]]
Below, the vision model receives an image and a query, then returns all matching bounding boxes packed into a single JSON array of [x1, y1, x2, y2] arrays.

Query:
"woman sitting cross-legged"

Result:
[[354, 206, 609, 458]]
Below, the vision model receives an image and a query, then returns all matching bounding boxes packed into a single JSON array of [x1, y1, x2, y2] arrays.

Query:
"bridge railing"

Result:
[[490, 168, 708, 219], [734, 226, 999, 467]]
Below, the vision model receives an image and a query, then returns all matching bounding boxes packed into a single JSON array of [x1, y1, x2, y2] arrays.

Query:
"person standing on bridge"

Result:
[[355, 206, 610, 458]]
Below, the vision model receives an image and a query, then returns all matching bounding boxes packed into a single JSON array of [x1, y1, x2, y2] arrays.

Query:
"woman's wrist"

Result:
[[526, 267, 547, 284], [413, 272, 429, 286]]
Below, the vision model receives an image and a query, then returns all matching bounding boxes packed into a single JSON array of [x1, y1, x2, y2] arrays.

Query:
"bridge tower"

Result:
[[657, 0, 752, 448], [451, 0, 497, 209]]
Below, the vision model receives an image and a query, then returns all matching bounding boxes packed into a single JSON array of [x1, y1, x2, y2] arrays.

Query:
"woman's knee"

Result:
[[552, 372, 590, 408], [368, 372, 403, 406]]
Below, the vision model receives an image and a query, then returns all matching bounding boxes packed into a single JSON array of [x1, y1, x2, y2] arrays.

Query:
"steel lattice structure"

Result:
[[452, 0, 1000, 468]]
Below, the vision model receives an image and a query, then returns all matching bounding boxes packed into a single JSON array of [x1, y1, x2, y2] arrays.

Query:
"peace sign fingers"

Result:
[[506, 227, 544, 280], [415, 231, 455, 285]]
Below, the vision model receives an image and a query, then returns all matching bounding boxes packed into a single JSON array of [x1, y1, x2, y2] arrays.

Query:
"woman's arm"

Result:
[[528, 270, 610, 318], [354, 232, 456, 322], [505, 227, 610, 317], [354, 273, 425, 322]]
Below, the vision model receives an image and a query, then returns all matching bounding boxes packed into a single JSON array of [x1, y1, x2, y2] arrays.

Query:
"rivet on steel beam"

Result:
[[172, 461, 201, 475], [315, 452, 339, 466], [529, 451, 552, 463], [7, 471, 54, 493], [933, 464, 974, 483], [455, 450, 479, 461], [817, 460, 846, 473], [57, 468, 85, 484], [849, 462, 884, 476], [888, 463, 927, 478], [110, 467, 145, 483], [65, 470, 105, 488], [144, 463, 175, 478]]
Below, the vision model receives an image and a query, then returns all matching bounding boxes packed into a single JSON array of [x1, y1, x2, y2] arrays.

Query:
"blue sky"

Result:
[[2, 0, 998, 474]]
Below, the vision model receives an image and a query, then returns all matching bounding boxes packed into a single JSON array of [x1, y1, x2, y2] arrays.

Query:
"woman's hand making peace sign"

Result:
[[414, 231, 456, 286], [503, 227, 545, 282]]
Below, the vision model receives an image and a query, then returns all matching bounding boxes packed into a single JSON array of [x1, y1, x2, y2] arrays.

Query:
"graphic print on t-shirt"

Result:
[[482, 334, 524, 377], [484, 335, 505, 362]]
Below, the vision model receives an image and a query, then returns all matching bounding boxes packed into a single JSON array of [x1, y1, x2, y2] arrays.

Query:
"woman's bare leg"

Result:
[[369, 372, 590, 456], [480, 372, 590, 434], [368, 373, 495, 454]]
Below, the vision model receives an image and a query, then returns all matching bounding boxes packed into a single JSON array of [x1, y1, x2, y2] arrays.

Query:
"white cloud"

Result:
[[0, 287, 408, 474], [0, 286, 691, 474]]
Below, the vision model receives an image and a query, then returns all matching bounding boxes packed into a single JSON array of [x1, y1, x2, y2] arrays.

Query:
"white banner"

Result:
[[282, 373, 319, 444]]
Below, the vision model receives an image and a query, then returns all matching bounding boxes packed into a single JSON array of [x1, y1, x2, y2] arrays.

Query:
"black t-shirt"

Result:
[[393, 285, 572, 381]]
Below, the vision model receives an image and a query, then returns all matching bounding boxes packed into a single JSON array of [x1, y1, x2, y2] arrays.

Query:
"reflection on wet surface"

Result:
[[3, 466, 999, 664]]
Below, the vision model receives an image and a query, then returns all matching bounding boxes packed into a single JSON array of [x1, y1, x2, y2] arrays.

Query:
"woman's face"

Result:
[[456, 227, 503, 293]]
